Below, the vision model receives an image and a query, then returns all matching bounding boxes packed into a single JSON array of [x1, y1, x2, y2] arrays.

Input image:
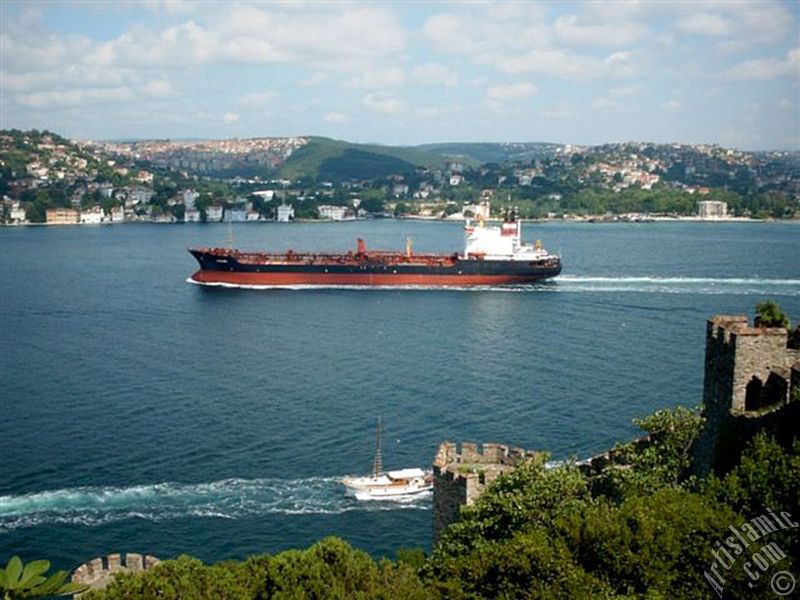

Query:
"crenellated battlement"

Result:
[[704, 315, 798, 413], [432, 442, 543, 543], [433, 441, 538, 469], [72, 553, 160, 596]]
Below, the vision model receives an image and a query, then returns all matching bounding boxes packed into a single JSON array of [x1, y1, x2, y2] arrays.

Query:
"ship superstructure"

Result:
[[188, 210, 561, 288]]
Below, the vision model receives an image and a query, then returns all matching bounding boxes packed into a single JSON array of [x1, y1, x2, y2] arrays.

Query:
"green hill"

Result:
[[279, 137, 444, 181]]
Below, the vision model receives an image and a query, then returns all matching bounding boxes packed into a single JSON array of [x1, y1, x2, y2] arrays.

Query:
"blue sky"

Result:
[[1, 1, 798, 149]]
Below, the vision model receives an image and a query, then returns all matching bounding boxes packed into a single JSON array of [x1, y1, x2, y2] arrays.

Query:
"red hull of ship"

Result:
[[190, 270, 541, 287]]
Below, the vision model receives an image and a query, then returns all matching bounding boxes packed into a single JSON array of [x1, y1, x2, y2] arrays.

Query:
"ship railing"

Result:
[[199, 247, 461, 267]]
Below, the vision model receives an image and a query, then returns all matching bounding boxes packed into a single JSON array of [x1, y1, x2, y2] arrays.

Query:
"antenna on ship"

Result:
[[372, 417, 383, 478]]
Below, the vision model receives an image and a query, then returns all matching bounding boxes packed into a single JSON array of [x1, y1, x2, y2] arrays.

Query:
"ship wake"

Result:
[[188, 276, 800, 296], [554, 276, 800, 296], [0, 477, 430, 532]]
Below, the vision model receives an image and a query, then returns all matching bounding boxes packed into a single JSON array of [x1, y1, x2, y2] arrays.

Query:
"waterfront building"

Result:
[[184, 208, 201, 222], [318, 204, 349, 221], [179, 189, 199, 209], [698, 200, 728, 219], [80, 206, 105, 224], [205, 204, 224, 222], [10, 202, 27, 224], [277, 203, 294, 222], [46, 207, 79, 225], [110, 206, 125, 223]]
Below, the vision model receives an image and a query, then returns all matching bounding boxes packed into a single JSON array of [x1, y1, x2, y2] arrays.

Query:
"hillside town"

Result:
[[1, 130, 797, 226]]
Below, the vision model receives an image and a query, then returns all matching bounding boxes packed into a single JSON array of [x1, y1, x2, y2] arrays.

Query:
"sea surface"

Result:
[[1, 219, 799, 570]]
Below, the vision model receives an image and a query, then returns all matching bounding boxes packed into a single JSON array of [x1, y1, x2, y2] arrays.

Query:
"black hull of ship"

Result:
[[188, 249, 562, 287]]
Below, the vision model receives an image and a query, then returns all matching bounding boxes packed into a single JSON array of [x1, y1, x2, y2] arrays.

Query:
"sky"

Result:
[[0, 1, 798, 150]]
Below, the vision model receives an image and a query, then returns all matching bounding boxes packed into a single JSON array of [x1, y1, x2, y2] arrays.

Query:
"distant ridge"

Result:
[[278, 137, 445, 181]]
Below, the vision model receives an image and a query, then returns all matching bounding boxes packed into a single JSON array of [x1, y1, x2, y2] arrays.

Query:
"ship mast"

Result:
[[372, 417, 383, 478]]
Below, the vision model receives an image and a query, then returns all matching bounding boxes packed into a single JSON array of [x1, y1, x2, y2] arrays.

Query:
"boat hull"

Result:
[[348, 487, 432, 501], [188, 249, 562, 288], [342, 474, 433, 501]]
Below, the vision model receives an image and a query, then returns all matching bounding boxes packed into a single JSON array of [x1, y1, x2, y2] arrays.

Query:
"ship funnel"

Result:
[[357, 238, 366, 255]]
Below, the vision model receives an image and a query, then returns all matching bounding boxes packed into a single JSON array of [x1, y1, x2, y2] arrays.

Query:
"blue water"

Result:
[[1, 220, 799, 570]]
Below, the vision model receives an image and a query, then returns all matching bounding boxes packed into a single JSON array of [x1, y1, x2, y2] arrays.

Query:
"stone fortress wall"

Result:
[[72, 553, 160, 596], [693, 314, 800, 475], [433, 314, 800, 543], [432, 442, 542, 543]]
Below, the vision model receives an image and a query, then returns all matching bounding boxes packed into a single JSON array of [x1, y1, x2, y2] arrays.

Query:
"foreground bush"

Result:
[[84, 538, 427, 600]]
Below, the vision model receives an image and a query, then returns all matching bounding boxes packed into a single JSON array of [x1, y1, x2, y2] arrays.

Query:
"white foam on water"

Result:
[[0, 477, 430, 532], [188, 275, 800, 296], [557, 276, 800, 285], [552, 275, 800, 296]]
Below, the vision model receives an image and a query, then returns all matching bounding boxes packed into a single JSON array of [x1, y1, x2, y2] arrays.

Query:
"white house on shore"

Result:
[[80, 206, 105, 224], [277, 203, 294, 222], [318, 204, 349, 221], [206, 204, 224, 222], [698, 200, 728, 220], [110, 206, 125, 223], [184, 208, 201, 222], [10, 202, 27, 224]]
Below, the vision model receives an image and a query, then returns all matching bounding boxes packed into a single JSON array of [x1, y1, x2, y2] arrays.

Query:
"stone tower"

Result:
[[432, 442, 542, 544], [693, 315, 800, 475]]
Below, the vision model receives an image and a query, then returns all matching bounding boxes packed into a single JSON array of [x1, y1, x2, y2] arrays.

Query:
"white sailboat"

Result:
[[342, 418, 433, 501]]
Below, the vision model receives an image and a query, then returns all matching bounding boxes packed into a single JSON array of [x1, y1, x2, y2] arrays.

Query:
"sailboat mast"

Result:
[[372, 417, 383, 478]]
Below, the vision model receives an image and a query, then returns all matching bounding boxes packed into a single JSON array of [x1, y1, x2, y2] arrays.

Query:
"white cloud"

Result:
[[143, 79, 174, 97], [6, 5, 407, 73], [540, 103, 578, 119], [222, 112, 239, 123], [239, 92, 275, 109], [723, 47, 800, 80], [676, 13, 733, 36], [362, 92, 407, 115], [554, 14, 646, 47], [486, 82, 537, 103], [423, 9, 641, 82], [141, 1, 198, 16], [490, 48, 640, 80], [778, 98, 794, 110], [729, 2, 795, 44], [423, 11, 550, 68], [590, 84, 644, 112], [591, 97, 616, 110], [411, 62, 457, 87], [346, 67, 406, 89], [324, 112, 347, 123], [18, 87, 134, 108], [661, 100, 681, 111], [299, 72, 329, 87], [198, 5, 406, 70]]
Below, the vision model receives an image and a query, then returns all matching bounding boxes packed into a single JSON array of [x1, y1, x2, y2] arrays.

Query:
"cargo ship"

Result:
[[188, 211, 561, 288]]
